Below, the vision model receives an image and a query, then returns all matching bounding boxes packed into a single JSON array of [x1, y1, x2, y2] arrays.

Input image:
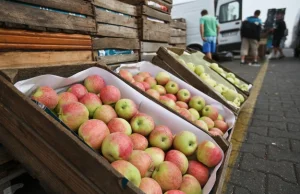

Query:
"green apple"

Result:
[[165, 81, 179, 94], [233, 97, 241, 107], [238, 93, 245, 103], [111, 160, 141, 187], [234, 78, 240, 85], [240, 84, 249, 91], [189, 96, 206, 111], [155, 72, 171, 86], [160, 96, 176, 109], [200, 73, 210, 80], [189, 108, 200, 120], [149, 125, 173, 151], [194, 65, 205, 76], [180, 174, 202, 194], [145, 147, 165, 167], [227, 77, 235, 84], [152, 85, 167, 95], [130, 113, 155, 136], [210, 63, 219, 70], [216, 67, 224, 74], [214, 85, 223, 93], [186, 62, 195, 72], [115, 99, 138, 120], [220, 72, 227, 77], [173, 131, 197, 156], [226, 72, 236, 79], [178, 59, 186, 66], [194, 120, 209, 131], [177, 89, 191, 102], [222, 89, 239, 101], [204, 78, 217, 87]]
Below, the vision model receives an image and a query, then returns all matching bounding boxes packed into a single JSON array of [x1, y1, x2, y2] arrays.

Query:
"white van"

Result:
[[172, 0, 244, 52]]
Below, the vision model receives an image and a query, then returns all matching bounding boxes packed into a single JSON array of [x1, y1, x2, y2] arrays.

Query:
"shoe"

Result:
[[251, 62, 261, 67], [240, 61, 246, 65]]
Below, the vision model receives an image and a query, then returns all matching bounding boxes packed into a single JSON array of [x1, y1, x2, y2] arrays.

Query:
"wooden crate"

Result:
[[170, 18, 186, 47], [118, 0, 172, 14], [156, 47, 248, 115], [0, 0, 96, 34], [140, 41, 168, 61], [0, 63, 231, 194]]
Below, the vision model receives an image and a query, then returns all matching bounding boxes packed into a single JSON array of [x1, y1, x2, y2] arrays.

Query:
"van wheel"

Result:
[[187, 44, 203, 52]]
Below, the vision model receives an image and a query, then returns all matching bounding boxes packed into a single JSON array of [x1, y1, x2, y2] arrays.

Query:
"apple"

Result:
[[130, 113, 155, 136], [133, 82, 146, 91], [102, 132, 133, 162], [176, 101, 188, 109], [178, 59, 186, 66], [107, 118, 132, 135], [216, 67, 224, 74], [111, 160, 141, 187], [165, 81, 179, 94], [227, 77, 235, 84], [233, 97, 241, 107], [176, 89, 191, 102], [130, 133, 149, 150], [152, 161, 182, 191], [165, 94, 177, 102], [238, 93, 245, 103], [222, 89, 239, 101], [160, 96, 176, 109], [84, 75, 106, 94], [178, 108, 194, 121], [138, 72, 151, 79], [139, 178, 162, 194], [67, 84, 88, 100], [194, 65, 205, 76], [156, 72, 171, 86], [78, 119, 110, 150], [210, 63, 219, 70], [173, 131, 197, 156], [240, 84, 249, 91], [189, 108, 200, 120], [59, 102, 89, 131], [226, 72, 236, 79], [199, 73, 210, 80], [214, 120, 229, 133], [79, 93, 102, 117], [194, 120, 208, 131], [179, 174, 202, 194], [142, 82, 151, 90], [100, 85, 121, 105], [164, 190, 185, 194], [214, 85, 224, 93], [204, 78, 217, 87], [197, 140, 222, 167], [144, 77, 157, 88], [186, 62, 195, 72], [187, 160, 209, 187], [188, 96, 206, 111], [153, 85, 167, 95], [217, 114, 225, 121], [146, 89, 160, 100], [234, 78, 240, 85], [145, 147, 165, 167], [202, 105, 218, 121], [129, 150, 154, 177], [55, 92, 78, 113], [133, 75, 145, 82], [149, 125, 173, 151], [93, 105, 117, 124], [209, 128, 224, 136], [165, 150, 188, 174], [31, 86, 58, 110], [221, 72, 227, 77], [120, 69, 134, 83], [199, 116, 214, 129], [115, 99, 138, 120]]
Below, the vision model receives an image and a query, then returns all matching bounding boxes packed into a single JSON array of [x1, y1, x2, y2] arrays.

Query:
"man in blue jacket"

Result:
[[240, 10, 262, 66]]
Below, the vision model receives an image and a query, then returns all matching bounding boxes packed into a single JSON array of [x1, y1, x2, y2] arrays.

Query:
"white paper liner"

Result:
[[14, 66, 225, 194]]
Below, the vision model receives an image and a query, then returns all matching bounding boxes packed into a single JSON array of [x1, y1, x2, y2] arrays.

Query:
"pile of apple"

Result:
[[175, 59, 245, 108], [119, 69, 230, 136], [30, 74, 224, 194]]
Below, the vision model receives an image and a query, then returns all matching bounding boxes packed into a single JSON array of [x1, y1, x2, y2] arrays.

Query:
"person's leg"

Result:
[[203, 37, 212, 59], [240, 38, 249, 64], [250, 39, 259, 64], [210, 37, 217, 59]]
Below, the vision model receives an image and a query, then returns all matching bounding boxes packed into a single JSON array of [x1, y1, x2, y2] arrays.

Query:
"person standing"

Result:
[[240, 10, 262, 66], [200, 9, 220, 60], [270, 13, 287, 59]]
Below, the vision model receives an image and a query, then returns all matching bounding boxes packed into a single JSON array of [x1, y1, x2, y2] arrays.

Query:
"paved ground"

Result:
[[221, 57, 300, 194]]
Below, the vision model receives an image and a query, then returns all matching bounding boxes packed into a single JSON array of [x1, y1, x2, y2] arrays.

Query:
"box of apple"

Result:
[[15, 66, 227, 194], [116, 61, 236, 138]]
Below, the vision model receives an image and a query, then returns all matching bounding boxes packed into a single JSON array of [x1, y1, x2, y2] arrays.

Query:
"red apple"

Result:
[[155, 72, 171, 86], [67, 84, 88, 100], [178, 108, 194, 121], [93, 105, 117, 124], [146, 89, 160, 100], [142, 82, 151, 90], [179, 174, 202, 194], [100, 85, 121, 105], [194, 120, 209, 131], [107, 118, 132, 135], [138, 72, 151, 79], [139, 177, 162, 194], [187, 160, 209, 187], [144, 77, 157, 88], [129, 150, 154, 177], [111, 160, 141, 187], [145, 147, 165, 167], [214, 120, 229, 133], [120, 69, 134, 83], [209, 128, 224, 136], [165, 150, 189, 174], [165, 94, 177, 102], [197, 140, 222, 167], [31, 86, 58, 110], [160, 96, 176, 109], [131, 113, 155, 136], [55, 92, 78, 113], [79, 93, 102, 117], [130, 133, 149, 150], [153, 85, 167, 95], [176, 89, 191, 102], [189, 108, 200, 120], [84, 75, 106, 94], [133, 75, 145, 82], [149, 125, 173, 151], [202, 105, 219, 121], [115, 99, 138, 120], [133, 82, 146, 91], [164, 190, 185, 194], [199, 116, 214, 129], [176, 101, 188, 109]]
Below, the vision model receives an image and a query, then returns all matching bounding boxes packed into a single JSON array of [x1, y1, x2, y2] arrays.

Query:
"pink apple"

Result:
[[55, 92, 78, 113], [199, 116, 214, 129], [189, 96, 206, 111], [164, 190, 185, 194], [130, 113, 155, 136], [120, 69, 134, 83], [194, 120, 209, 131], [79, 93, 102, 117], [152, 161, 182, 191], [142, 82, 151, 90], [165, 94, 177, 102], [217, 114, 225, 121], [59, 102, 89, 131], [129, 150, 154, 177], [31, 86, 58, 110], [102, 132, 133, 162], [107, 118, 132, 135], [173, 131, 197, 156], [139, 178, 162, 194], [187, 160, 209, 187], [138, 72, 151, 79], [197, 140, 222, 167], [145, 147, 165, 167], [78, 119, 110, 150], [155, 72, 171, 86], [202, 105, 219, 121], [133, 74, 145, 82], [209, 128, 224, 136], [111, 160, 141, 187], [176, 101, 188, 109], [177, 89, 191, 102], [67, 84, 88, 100], [165, 81, 179, 94], [149, 125, 173, 151], [160, 96, 176, 109], [115, 99, 138, 120], [152, 85, 167, 95], [93, 105, 117, 124], [174, 106, 181, 112], [133, 82, 146, 91], [165, 150, 189, 174], [146, 89, 160, 100], [84, 75, 106, 94], [214, 120, 229, 133], [179, 174, 202, 194], [130, 133, 149, 150], [144, 77, 157, 88], [100, 85, 121, 105], [178, 108, 194, 122]]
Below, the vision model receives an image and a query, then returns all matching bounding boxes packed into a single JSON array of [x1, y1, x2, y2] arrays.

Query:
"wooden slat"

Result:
[[93, 0, 137, 16], [98, 53, 139, 64], [93, 38, 140, 50], [169, 44, 186, 49], [171, 20, 187, 30], [140, 52, 156, 61], [0, 51, 93, 69], [0, 1, 96, 33], [15, 0, 93, 16], [97, 24, 138, 39], [141, 17, 170, 42], [169, 36, 186, 44], [171, 28, 186, 37], [118, 0, 171, 14], [140, 5, 171, 22], [95, 8, 137, 28], [140, 41, 168, 52], [163, 0, 172, 3], [0, 43, 91, 50]]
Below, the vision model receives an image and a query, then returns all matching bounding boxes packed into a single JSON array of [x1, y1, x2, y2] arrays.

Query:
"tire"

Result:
[[187, 44, 203, 52]]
